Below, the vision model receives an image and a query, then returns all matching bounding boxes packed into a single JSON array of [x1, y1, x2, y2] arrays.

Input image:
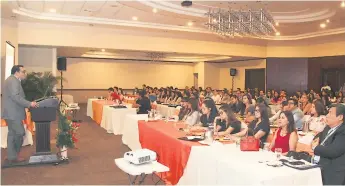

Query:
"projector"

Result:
[[124, 149, 157, 165]]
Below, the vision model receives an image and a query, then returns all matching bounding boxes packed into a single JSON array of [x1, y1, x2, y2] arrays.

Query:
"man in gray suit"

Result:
[[2, 65, 37, 163]]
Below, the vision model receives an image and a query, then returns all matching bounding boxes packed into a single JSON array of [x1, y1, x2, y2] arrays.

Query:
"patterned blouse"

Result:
[[304, 115, 327, 133]]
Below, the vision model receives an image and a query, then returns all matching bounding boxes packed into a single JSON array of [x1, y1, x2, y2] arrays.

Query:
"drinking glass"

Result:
[[235, 138, 241, 148], [263, 143, 270, 153], [275, 148, 282, 160]]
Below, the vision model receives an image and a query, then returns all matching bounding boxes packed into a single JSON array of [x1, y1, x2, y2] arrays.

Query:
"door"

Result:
[[193, 73, 198, 88], [322, 68, 345, 91], [245, 69, 266, 92]]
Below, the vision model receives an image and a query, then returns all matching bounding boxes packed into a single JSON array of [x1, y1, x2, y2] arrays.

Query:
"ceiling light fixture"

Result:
[[206, 7, 277, 38], [132, 16, 138, 21], [187, 22, 193, 26], [153, 8, 157, 13], [341, 1, 345, 7], [320, 23, 326, 28], [326, 19, 330, 23], [101, 49, 105, 52], [49, 9, 56, 13], [275, 22, 279, 26]]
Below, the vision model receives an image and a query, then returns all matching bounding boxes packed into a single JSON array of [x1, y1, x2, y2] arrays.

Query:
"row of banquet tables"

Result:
[[87, 98, 322, 185]]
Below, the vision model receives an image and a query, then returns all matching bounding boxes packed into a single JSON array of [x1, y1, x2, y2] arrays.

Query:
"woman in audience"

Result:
[[321, 90, 331, 107], [266, 91, 272, 100], [221, 91, 231, 104], [248, 103, 271, 144], [198, 99, 218, 128], [271, 91, 281, 105], [242, 94, 253, 115], [256, 97, 272, 117], [185, 98, 200, 126], [308, 92, 315, 103], [212, 90, 221, 104], [302, 100, 326, 133], [269, 111, 298, 154], [198, 91, 206, 108], [300, 94, 312, 115], [178, 98, 190, 121], [214, 105, 248, 137]]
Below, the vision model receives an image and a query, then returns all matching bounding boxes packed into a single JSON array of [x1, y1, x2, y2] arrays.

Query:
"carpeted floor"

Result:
[[1, 104, 162, 185]]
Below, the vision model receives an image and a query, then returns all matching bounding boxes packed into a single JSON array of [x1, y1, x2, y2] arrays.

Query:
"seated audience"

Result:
[[269, 101, 289, 124], [184, 98, 200, 126], [248, 103, 271, 144], [270, 111, 298, 154], [288, 98, 304, 130], [134, 91, 151, 114], [303, 100, 326, 133], [256, 97, 272, 117], [336, 91, 344, 103], [173, 91, 183, 105], [300, 94, 312, 115], [244, 106, 256, 124], [271, 91, 282, 105], [311, 104, 345, 185], [220, 90, 231, 104], [214, 105, 248, 137]]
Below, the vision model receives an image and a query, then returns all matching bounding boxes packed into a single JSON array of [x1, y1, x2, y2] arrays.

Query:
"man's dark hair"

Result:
[[11, 65, 24, 75], [288, 98, 298, 106], [108, 87, 114, 92], [231, 95, 238, 100], [113, 86, 119, 91], [330, 104, 345, 121]]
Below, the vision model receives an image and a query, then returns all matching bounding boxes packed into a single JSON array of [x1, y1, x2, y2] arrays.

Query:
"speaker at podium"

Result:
[[28, 97, 61, 165]]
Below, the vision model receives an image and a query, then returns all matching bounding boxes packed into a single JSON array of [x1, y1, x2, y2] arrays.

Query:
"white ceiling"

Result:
[[2, 1, 345, 41]]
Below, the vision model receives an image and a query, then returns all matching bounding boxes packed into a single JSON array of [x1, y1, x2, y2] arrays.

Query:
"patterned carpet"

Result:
[[1, 103, 161, 185]]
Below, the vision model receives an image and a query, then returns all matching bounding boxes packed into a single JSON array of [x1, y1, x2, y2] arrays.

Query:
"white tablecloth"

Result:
[[86, 98, 99, 118], [1, 125, 33, 148], [100, 104, 137, 135], [156, 104, 179, 117], [178, 144, 322, 185], [127, 121, 323, 185], [122, 114, 148, 151]]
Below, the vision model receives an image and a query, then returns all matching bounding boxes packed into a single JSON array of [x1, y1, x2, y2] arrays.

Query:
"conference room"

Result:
[[1, 1, 345, 185]]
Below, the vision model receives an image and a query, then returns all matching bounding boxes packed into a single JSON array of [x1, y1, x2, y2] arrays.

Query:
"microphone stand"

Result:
[[59, 70, 67, 112]]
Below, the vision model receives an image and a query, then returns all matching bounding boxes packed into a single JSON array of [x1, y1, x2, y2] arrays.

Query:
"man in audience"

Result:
[[288, 98, 304, 129], [134, 91, 151, 114], [311, 104, 345, 185], [212, 90, 221, 104], [230, 95, 245, 115], [178, 98, 190, 121], [205, 87, 213, 98]]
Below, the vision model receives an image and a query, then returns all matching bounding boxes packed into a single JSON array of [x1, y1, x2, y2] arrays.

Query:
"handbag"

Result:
[[240, 134, 260, 151]]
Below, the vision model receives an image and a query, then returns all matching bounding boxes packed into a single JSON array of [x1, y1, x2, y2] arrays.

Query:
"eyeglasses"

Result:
[[288, 102, 294, 105]]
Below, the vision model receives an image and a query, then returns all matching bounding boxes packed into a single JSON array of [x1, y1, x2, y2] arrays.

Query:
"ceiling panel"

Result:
[[22, 1, 44, 12], [61, 1, 85, 15], [96, 1, 123, 18], [82, 1, 107, 12]]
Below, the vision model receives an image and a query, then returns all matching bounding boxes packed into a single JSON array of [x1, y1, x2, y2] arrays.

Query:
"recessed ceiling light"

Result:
[[341, 1, 345, 7], [153, 8, 157, 13], [49, 8, 56, 13], [275, 32, 280, 36], [326, 19, 330, 23], [101, 49, 105, 52], [320, 23, 326, 28], [187, 22, 193, 26], [275, 22, 279, 26], [132, 16, 138, 21]]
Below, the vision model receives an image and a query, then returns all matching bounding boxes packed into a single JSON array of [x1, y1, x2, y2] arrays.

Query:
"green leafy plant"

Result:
[[56, 111, 80, 148], [21, 71, 63, 101]]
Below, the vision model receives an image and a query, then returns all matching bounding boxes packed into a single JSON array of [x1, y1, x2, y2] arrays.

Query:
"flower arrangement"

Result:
[[56, 111, 80, 149]]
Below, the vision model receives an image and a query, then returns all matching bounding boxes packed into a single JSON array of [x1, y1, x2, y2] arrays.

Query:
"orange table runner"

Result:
[[92, 100, 115, 125], [1, 109, 34, 134], [138, 121, 202, 185]]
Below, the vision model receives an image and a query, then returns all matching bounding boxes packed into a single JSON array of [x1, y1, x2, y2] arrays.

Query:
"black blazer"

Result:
[[314, 123, 345, 185]]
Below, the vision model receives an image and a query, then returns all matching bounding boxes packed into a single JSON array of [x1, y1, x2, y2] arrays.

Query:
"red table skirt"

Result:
[[138, 121, 200, 185]]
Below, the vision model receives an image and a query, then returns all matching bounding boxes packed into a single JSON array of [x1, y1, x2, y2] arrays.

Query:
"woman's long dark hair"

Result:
[[279, 111, 296, 133], [256, 103, 269, 123], [313, 100, 325, 116], [337, 91, 344, 103], [188, 98, 199, 113], [202, 99, 218, 122], [219, 104, 239, 128]]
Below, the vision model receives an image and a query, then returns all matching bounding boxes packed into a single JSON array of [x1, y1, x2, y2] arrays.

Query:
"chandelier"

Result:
[[206, 8, 277, 38]]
